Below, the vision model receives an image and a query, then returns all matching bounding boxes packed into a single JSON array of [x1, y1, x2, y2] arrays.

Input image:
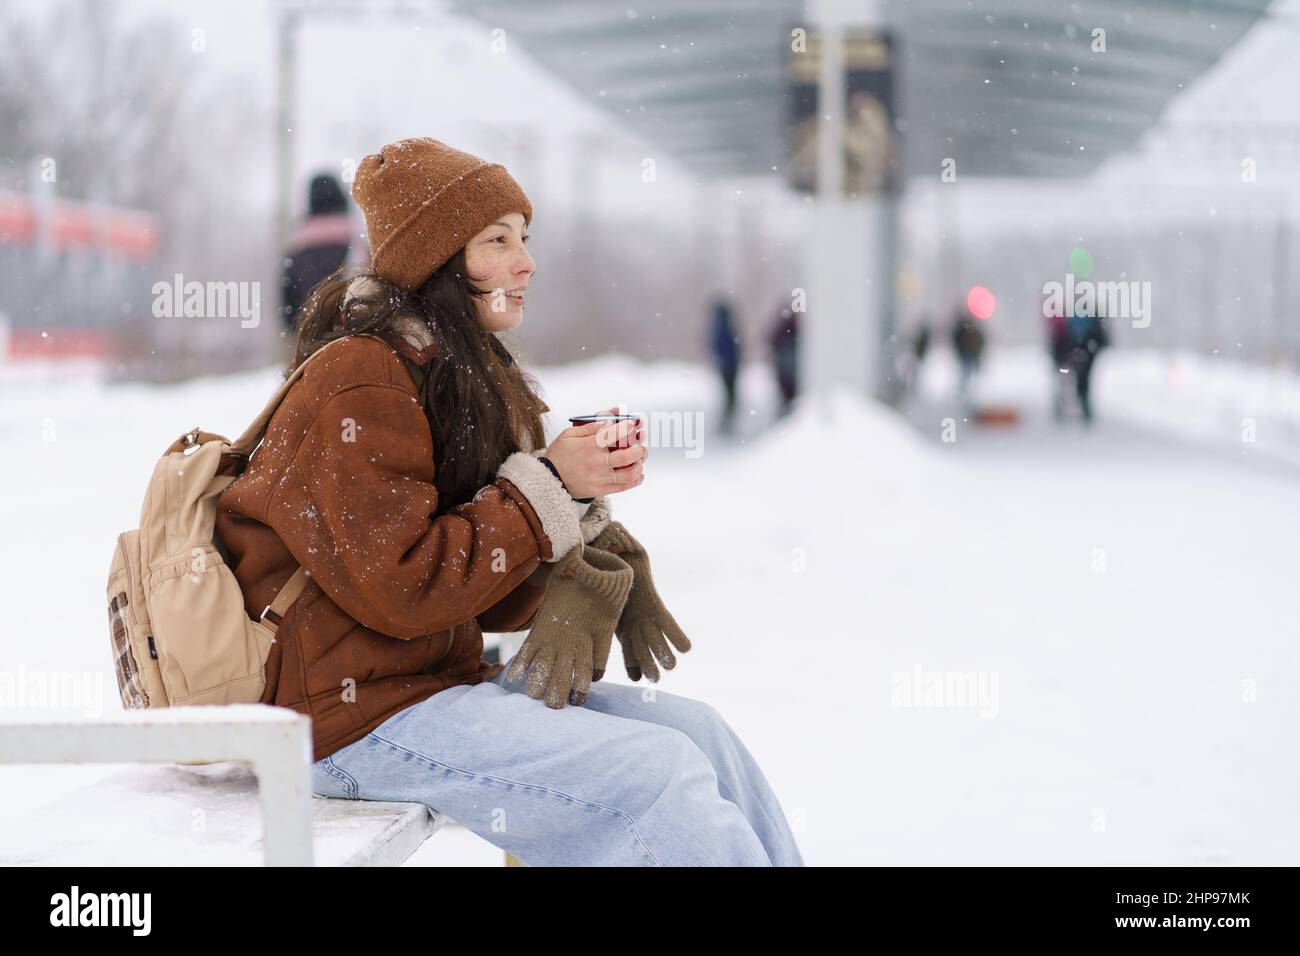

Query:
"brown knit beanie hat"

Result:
[[351, 137, 533, 291]]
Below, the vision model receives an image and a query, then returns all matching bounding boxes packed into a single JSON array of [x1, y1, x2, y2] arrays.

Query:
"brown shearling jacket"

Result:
[[216, 333, 606, 761]]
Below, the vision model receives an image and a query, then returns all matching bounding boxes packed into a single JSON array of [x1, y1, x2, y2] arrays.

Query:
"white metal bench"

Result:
[[0, 706, 448, 866]]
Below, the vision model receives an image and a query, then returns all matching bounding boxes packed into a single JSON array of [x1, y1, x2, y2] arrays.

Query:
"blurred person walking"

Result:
[[899, 317, 931, 398], [280, 173, 353, 335], [768, 302, 800, 418], [951, 305, 986, 409], [1064, 305, 1109, 424], [1046, 302, 1073, 422], [708, 295, 742, 434]]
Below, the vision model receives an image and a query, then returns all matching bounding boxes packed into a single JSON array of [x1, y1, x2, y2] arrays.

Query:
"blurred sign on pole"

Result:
[[785, 27, 898, 196]]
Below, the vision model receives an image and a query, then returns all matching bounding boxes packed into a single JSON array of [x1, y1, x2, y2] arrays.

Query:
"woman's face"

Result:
[[465, 211, 534, 332]]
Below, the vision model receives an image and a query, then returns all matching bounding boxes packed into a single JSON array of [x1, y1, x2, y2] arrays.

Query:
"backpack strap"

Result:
[[165, 428, 232, 455], [229, 333, 385, 459], [258, 566, 311, 633], [234, 334, 388, 635]]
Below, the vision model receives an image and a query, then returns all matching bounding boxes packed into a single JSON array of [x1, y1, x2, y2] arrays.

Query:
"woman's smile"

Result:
[[466, 211, 534, 332]]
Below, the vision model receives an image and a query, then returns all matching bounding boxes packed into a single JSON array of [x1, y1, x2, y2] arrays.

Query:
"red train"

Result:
[[0, 190, 159, 360]]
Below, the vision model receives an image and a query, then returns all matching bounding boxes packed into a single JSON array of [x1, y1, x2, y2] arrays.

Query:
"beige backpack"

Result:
[[105, 336, 369, 709]]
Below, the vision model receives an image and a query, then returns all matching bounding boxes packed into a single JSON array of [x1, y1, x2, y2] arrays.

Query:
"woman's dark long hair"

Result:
[[287, 248, 548, 513]]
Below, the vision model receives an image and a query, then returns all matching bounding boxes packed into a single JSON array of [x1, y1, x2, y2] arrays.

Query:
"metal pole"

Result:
[[801, 11, 848, 421], [275, 6, 298, 272], [876, 191, 901, 403]]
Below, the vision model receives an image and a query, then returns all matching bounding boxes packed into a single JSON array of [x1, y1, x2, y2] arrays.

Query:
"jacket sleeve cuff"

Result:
[[497, 451, 583, 562], [530, 447, 613, 545]]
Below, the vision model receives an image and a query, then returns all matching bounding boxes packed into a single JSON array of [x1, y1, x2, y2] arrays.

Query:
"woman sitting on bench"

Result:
[[215, 137, 803, 867]]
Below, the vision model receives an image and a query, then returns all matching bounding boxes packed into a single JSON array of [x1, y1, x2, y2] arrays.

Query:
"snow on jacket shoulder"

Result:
[[269, 335, 582, 638], [215, 333, 584, 761]]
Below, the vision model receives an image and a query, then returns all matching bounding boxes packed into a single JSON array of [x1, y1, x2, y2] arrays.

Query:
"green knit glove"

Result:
[[507, 541, 633, 707], [588, 521, 692, 683]]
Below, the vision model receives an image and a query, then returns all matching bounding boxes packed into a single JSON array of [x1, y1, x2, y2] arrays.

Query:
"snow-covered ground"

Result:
[[1, 344, 1297, 865], [916, 344, 1300, 471]]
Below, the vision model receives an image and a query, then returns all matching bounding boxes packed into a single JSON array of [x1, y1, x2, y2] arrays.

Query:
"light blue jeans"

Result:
[[311, 653, 804, 866]]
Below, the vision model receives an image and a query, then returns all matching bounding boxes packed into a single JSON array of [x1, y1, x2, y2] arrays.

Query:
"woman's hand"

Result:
[[544, 406, 648, 499]]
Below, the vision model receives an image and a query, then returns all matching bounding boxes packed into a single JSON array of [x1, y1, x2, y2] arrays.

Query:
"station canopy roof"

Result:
[[446, 0, 1271, 179]]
